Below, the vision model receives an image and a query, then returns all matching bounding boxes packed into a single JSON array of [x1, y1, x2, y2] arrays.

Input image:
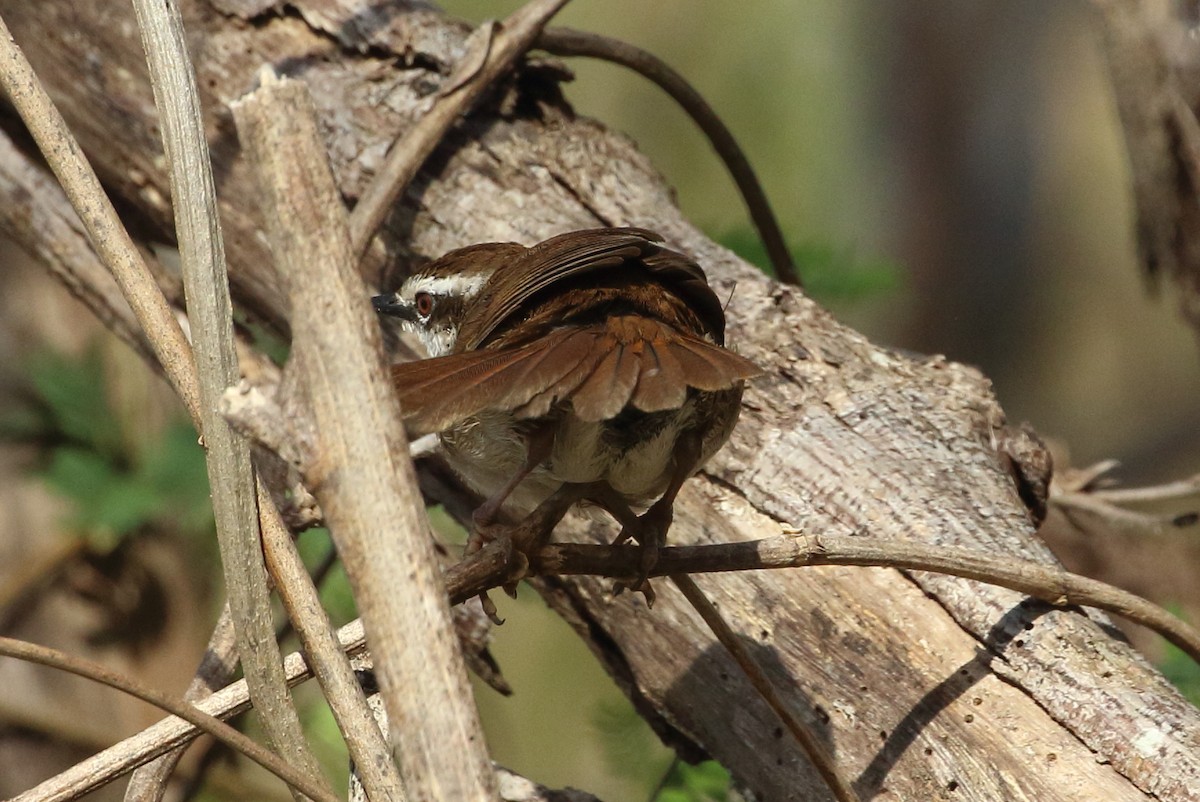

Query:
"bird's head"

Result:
[[372, 241, 524, 356]]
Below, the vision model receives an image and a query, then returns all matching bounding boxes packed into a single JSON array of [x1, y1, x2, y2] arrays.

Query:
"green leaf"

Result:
[[42, 446, 162, 550], [26, 347, 123, 458]]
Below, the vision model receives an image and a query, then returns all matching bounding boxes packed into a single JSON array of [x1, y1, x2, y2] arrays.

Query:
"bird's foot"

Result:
[[610, 500, 673, 606]]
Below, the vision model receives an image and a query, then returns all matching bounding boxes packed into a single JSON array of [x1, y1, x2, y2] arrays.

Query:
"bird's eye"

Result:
[[415, 292, 434, 317]]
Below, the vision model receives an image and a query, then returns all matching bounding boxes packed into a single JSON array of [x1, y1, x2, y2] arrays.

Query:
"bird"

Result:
[[373, 227, 760, 600]]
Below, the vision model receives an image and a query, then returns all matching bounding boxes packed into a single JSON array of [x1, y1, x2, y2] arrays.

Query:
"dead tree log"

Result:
[[1, 2, 1197, 800]]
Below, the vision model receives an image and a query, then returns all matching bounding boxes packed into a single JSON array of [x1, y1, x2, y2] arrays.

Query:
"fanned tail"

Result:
[[391, 315, 762, 432]]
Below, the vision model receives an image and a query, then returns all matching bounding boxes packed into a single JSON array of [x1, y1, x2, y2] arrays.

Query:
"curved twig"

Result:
[[476, 533, 1200, 664], [0, 636, 340, 802], [673, 574, 860, 802], [537, 26, 799, 285], [349, 0, 572, 262]]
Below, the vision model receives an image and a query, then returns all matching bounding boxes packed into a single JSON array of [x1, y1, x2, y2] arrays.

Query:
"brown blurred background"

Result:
[[1, 1, 1198, 799]]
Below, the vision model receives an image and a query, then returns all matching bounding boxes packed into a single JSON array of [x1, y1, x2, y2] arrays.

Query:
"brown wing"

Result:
[[392, 315, 761, 434], [455, 227, 729, 350]]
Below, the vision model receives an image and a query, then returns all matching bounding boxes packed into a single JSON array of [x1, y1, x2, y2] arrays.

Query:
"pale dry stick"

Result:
[[0, 112, 327, 800], [233, 73, 497, 801], [0, 12, 323, 796], [671, 575, 860, 802], [348, 0, 571, 261], [256, 480, 408, 802], [128, 3, 328, 799], [1089, 472, 1200, 506], [12, 620, 369, 802], [536, 27, 799, 285], [0, 11, 200, 418], [0, 636, 339, 802]]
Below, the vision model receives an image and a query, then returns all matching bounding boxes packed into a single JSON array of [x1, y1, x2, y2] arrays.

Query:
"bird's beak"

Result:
[[372, 293, 416, 321]]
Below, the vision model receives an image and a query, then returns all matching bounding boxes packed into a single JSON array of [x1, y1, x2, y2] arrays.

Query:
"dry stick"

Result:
[[0, 12, 320, 796], [256, 480, 408, 802], [0, 637, 339, 802], [13, 620, 370, 802], [0, 111, 276, 802], [27, 522, 1200, 801], [0, 11, 200, 418], [671, 575, 860, 802], [536, 27, 799, 286], [0, 115, 403, 796], [348, 0, 572, 261], [232, 73, 497, 801], [127, 4, 329, 800], [1089, 472, 1200, 505]]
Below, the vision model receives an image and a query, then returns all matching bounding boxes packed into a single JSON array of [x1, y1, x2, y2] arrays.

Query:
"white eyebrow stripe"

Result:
[[407, 273, 489, 299]]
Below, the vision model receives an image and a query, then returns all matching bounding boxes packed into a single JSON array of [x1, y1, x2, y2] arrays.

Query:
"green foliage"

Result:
[[2, 347, 213, 551], [717, 226, 902, 306], [654, 760, 735, 802]]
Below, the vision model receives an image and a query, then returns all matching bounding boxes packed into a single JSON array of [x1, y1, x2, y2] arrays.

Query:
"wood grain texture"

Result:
[[0, 2, 1197, 800]]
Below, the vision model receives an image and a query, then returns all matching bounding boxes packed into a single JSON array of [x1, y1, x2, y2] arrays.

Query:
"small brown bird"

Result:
[[374, 228, 760, 594]]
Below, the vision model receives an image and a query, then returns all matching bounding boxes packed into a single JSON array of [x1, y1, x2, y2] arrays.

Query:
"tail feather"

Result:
[[390, 316, 761, 433]]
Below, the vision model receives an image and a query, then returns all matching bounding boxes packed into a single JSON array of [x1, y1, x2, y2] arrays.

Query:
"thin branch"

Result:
[[348, 0, 572, 261], [129, 2, 326, 796], [232, 70, 496, 800], [12, 620, 369, 802], [520, 533, 1200, 664], [256, 480, 407, 802], [672, 575, 859, 802], [1090, 472, 1200, 506], [0, 636, 339, 802], [0, 11, 200, 417], [536, 27, 799, 285]]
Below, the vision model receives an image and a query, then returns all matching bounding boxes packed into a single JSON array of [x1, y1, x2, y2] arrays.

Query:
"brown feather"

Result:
[[666, 336, 763, 391], [630, 336, 688, 412], [456, 228, 662, 351]]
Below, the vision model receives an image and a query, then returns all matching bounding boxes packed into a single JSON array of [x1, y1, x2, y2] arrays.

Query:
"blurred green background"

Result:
[[1, 1, 1198, 800]]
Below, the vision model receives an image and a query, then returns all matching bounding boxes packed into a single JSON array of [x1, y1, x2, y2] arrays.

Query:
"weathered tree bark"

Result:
[[2, 2, 1198, 800]]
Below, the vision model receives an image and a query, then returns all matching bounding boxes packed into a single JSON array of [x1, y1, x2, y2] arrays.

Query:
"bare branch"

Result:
[[12, 620, 369, 802], [256, 480, 407, 801], [0, 636, 339, 802], [129, 2, 326, 795], [123, 606, 239, 802], [232, 71, 495, 800], [0, 11, 200, 416]]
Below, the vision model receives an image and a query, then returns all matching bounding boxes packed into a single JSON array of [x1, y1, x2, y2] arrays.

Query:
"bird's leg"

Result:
[[465, 425, 554, 556], [466, 426, 555, 624], [614, 430, 705, 600], [494, 481, 598, 599]]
